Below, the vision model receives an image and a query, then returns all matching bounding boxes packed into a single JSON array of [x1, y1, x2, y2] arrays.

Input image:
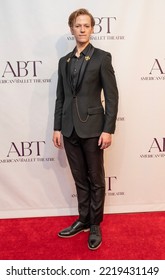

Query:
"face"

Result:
[[70, 15, 94, 46]]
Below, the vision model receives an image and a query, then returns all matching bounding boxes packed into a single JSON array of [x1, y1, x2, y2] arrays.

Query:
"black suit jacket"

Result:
[[54, 44, 118, 138]]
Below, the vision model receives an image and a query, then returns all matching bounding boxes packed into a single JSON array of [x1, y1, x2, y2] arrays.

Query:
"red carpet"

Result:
[[0, 212, 164, 260]]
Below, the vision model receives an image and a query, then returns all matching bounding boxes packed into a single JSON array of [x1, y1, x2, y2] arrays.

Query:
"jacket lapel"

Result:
[[65, 48, 76, 91]]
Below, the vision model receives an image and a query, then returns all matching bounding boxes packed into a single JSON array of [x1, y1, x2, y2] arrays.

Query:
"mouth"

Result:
[[79, 35, 87, 38]]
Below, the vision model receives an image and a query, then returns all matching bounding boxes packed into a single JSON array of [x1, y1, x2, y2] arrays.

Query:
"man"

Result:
[[53, 8, 118, 250]]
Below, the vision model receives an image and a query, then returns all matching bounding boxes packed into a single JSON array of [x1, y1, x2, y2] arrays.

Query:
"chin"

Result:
[[78, 39, 88, 44]]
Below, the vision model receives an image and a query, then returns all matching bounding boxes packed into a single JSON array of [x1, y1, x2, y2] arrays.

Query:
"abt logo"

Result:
[[141, 58, 165, 81], [149, 59, 165, 75], [94, 17, 116, 34], [7, 141, 45, 157], [105, 176, 124, 196], [148, 138, 165, 153], [1, 61, 42, 78], [105, 176, 117, 191], [140, 138, 165, 158]]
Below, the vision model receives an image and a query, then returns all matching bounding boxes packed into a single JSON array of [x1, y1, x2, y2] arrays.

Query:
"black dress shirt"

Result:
[[70, 44, 91, 90]]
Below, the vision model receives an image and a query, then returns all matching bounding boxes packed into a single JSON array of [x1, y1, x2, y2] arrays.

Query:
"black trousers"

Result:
[[63, 130, 105, 225]]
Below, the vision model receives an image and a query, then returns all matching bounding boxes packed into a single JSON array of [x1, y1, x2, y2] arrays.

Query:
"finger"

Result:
[[57, 139, 63, 149], [100, 143, 106, 149], [98, 137, 102, 146], [53, 138, 60, 148]]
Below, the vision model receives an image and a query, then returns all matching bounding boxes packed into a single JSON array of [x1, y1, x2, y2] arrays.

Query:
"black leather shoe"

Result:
[[88, 225, 102, 250], [58, 220, 90, 238]]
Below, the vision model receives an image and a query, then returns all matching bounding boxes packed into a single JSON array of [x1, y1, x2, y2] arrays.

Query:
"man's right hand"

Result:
[[52, 131, 63, 149]]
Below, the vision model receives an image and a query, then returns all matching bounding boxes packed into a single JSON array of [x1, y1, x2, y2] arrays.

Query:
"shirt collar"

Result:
[[73, 43, 92, 57]]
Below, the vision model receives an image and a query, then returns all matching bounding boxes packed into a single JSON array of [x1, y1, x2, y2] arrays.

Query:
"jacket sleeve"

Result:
[[100, 52, 119, 134], [54, 60, 64, 131]]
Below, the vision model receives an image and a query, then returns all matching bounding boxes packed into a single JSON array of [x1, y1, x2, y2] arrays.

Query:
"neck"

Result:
[[76, 42, 90, 56]]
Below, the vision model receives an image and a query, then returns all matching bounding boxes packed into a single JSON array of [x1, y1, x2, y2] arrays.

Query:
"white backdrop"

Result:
[[0, 0, 165, 218]]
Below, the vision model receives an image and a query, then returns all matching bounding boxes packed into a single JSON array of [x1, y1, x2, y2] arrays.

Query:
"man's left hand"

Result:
[[98, 132, 112, 149]]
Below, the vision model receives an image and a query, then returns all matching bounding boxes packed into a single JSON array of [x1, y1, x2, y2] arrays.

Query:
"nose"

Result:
[[80, 26, 85, 33]]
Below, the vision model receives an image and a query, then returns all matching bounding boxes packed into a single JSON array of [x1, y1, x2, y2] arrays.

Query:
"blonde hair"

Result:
[[68, 8, 95, 27]]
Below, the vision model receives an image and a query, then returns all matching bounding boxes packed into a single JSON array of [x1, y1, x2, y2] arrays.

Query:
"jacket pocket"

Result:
[[88, 106, 104, 115]]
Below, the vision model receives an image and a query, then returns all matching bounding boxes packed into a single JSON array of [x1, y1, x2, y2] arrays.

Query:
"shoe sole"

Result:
[[88, 241, 102, 250], [58, 228, 90, 238]]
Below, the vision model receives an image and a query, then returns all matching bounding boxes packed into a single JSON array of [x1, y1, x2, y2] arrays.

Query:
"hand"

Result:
[[98, 132, 112, 149], [52, 131, 63, 149]]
